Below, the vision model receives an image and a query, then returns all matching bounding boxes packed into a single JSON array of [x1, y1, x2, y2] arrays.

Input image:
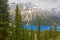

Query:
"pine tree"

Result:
[[49, 27, 53, 39], [36, 15, 41, 40], [53, 23, 58, 40], [30, 19, 35, 40], [25, 26, 29, 40], [31, 30, 35, 40], [0, 0, 9, 40], [11, 21, 14, 40], [37, 20, 41, 40], [14, 4, 24, 40], [43, 31, 48, 40], [6, 22, 14, 40], [29, 28, 35, 40]]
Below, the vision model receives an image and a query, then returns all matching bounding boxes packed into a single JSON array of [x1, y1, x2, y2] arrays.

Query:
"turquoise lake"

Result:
[[24, 25, 60, 31]]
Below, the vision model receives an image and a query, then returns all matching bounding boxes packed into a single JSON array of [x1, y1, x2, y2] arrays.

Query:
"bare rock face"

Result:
[[9, 3, 60, 25]]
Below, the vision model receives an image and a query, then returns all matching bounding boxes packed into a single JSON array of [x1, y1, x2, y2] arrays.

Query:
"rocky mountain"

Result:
[[9, 3, 60, 25]]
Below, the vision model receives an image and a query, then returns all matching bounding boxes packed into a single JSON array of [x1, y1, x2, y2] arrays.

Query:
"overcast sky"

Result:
[[8, 0, 60, 8]]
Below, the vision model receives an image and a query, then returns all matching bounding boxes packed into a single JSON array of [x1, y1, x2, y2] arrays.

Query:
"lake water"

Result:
[[24, 25, 60, 31]]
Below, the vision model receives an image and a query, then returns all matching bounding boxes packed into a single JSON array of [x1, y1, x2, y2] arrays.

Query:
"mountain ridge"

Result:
[[9, 3, 60, 25]]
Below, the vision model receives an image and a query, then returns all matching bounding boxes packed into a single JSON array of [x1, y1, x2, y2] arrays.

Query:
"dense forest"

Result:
[[0, 0, 60, 40]]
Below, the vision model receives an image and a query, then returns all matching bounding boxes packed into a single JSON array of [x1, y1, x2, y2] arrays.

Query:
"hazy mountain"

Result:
[[9, 3, 60, 25]]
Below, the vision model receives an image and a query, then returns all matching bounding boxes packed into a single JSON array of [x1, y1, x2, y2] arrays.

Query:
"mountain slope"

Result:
[[9, 3, 60, 25]]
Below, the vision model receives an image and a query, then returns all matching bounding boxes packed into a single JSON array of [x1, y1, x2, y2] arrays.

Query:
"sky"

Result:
[[8, 0, 60, 8]]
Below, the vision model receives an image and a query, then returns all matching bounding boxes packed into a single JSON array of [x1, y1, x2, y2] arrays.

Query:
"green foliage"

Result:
[[49, 27, 53, 39], [0, 1, 60, 40], [0, 0, 9, 40], [14, 4, 24, 40], [37, 18, 41, 40]]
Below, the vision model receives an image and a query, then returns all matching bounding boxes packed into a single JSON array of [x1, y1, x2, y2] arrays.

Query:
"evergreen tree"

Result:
[[6, 22, 14, 40], [43, 31, 48, 40], [53, 23, 58, 40], [31, 30, 35, 40], [49, 27, 53, 39], [11, 21, 15, 40], [36, 15, 41, 40], [30, 19, 35, 40], [0, 0, 9, 40], [29, 28, 35, 40], [25, 26, 30, 40], [14, 4, 24, 40], [37, 21, 41, 40]]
